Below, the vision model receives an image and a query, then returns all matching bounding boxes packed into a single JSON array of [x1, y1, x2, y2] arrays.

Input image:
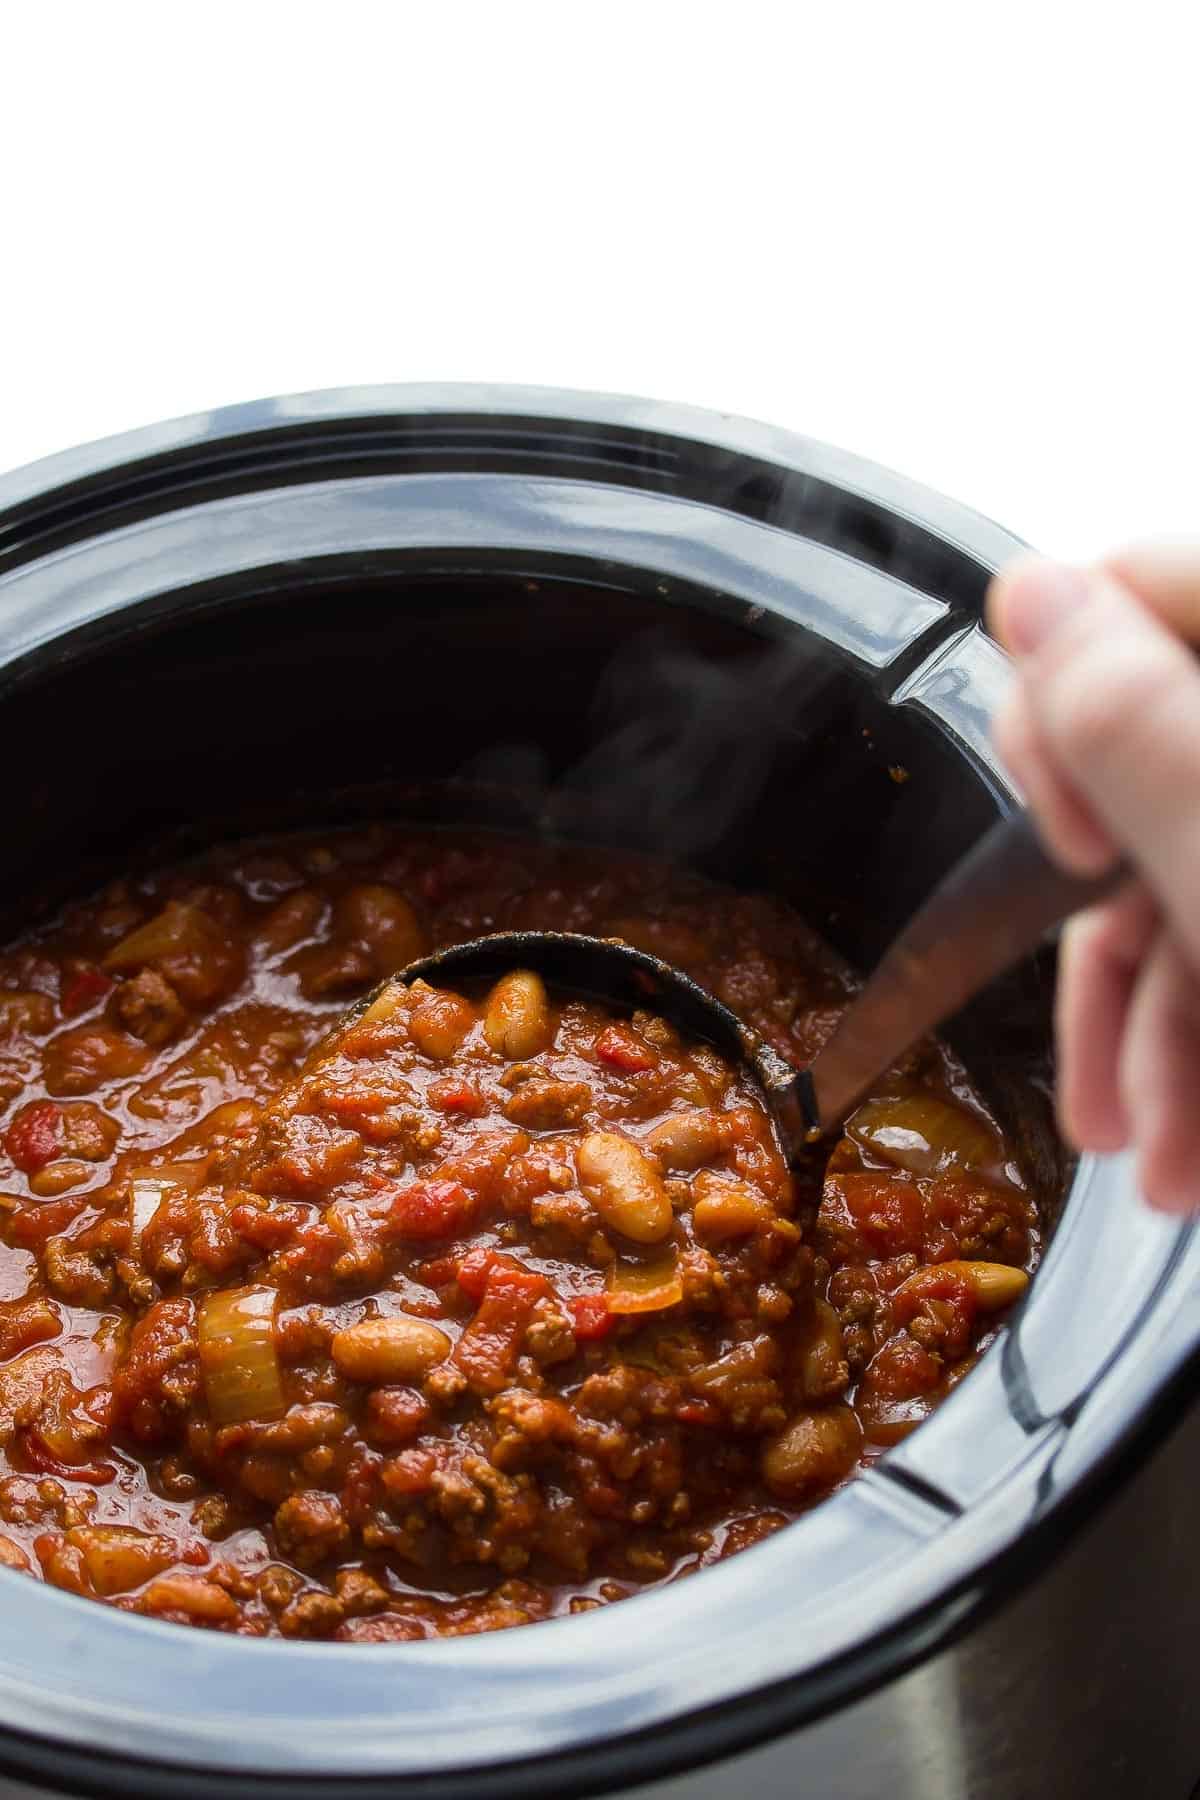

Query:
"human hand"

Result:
[[986, 544, 1200, 1213]]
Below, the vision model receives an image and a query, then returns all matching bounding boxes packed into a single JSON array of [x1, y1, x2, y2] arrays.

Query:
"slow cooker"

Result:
[[0, 386, 1196, 1800]]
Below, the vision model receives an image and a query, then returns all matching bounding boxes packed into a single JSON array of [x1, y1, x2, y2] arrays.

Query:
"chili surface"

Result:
[[0, 827, 1038, 1639]]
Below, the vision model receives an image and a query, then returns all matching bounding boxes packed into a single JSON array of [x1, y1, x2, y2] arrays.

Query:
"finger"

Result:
[[998, 560, 1200, 969], [1055, 884, 1159, 1152], [992, 683, 1118, 874], [1104, 540, 1200, 641], [1118, 932, 1200, 1214], [986, 553, 1083, 659]]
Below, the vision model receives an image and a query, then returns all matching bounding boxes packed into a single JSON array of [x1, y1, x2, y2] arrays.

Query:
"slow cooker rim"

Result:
[[0, 380, 1023, 587], [0, 386, 1197, 1796]]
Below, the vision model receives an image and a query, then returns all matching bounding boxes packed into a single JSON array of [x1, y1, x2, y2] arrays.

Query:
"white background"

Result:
[[1, 2, 1195, 560]]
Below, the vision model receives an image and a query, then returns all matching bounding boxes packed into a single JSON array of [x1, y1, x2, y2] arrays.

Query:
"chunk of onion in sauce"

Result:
[[103, 900, 221, 971], [128, 1178, 170, 1249], [606, 1249, 684, 1315], [197, 1285, 286, 1425], [847, 1090, 1000, 1178]]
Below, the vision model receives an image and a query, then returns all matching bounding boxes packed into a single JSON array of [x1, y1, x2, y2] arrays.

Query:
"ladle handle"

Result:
[[801, 810, 1127, 1133]]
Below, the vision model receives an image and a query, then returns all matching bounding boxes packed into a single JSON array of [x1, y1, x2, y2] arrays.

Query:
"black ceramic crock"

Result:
[[0, 387, 1197, 1800]]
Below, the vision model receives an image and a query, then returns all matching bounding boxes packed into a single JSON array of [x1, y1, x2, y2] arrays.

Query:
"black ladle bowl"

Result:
[[387, 928, 812, 1156], [385, 811, 1126, 1161]]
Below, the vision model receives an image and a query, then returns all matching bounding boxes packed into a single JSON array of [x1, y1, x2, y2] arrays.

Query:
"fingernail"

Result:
[[1001, 561, 1090, 655]]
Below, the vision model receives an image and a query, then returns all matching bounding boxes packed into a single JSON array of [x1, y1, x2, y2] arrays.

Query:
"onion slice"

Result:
[[847, 1090, 999, 1178], [606, 1250, 684, 1315], [128, 1178, 170, 1251], [197, 1285, 286, 1425]]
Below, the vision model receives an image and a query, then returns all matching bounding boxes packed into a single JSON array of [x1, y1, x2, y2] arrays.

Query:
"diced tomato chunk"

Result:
[[453, 1261, 550, 1393], [59, 965, 113, 1018], [454, 1247, 542, 1303], [385, 1179, 476, 1242], [249, 1116, 361, 1198], [338, 1443, 384, 1527], [842, 1173, 925, 1257], [568, 1293, 613, 1340], [21, 1429, 116, 1486], [890, 1263, 977, 1332], [427, 1077, 486, 1116], [454, 1245, 499, 1301], [273, 1220, 345, 1279], [5, 1197, 87, 1249], [491, 1263, 546, 1301], [676, 1398, 721, 1427], [593, 1026, 656, 1073], [0, 1295, 61, 1361], [5, 1101, 65, 1174], [381, 1448, 439, 1496], [367, 1386, 430, 1446], [878, 1266, 979, 1369], [861, 1334, 942, 1402], [228, 1202, 309, 1251], [415, 1254, 458, 1289], [818, 1171, 926, 1261]]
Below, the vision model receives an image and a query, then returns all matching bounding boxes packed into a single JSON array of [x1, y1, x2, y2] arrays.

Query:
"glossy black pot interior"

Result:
[[0, 387, 1195, 1799]]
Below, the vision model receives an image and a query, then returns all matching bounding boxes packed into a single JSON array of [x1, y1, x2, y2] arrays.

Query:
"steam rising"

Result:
[[462, 625, 837, 858]]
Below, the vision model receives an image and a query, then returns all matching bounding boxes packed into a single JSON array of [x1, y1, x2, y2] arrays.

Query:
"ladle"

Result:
[[385, 810, 1123, 1153]]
